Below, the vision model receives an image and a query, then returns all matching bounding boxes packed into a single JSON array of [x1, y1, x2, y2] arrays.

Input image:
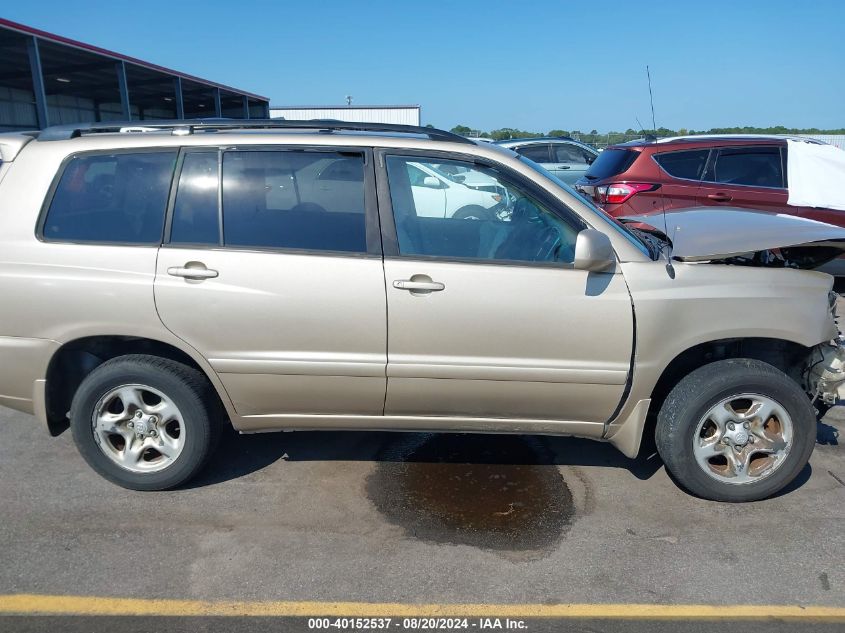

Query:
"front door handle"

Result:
[[393, 279, 445, 292], [167, 263, 219, 280], [707, 193, 732, 202], [557, 165, 571, 169]]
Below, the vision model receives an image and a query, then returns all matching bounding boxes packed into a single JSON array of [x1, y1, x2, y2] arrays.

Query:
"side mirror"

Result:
[[573, 229, 615, 272], [422, 176, 441, 188]]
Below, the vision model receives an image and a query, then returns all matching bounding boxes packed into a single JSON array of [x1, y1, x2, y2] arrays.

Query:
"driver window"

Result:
[[385, 155, 580, 264]]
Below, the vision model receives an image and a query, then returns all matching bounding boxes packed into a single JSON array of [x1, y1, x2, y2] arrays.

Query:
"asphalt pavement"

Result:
[[1, 398, 843, 631]]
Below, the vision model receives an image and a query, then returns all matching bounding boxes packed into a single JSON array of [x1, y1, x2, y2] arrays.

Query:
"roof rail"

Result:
[[36, 118, 474, 144]]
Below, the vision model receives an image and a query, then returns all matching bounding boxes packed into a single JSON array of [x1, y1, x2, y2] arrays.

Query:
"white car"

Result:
[[407, 161, 503, 219]]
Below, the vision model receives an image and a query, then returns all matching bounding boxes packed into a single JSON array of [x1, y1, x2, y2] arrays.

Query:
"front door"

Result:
[[154, 147, 387, 425], [549, 142, 594, 185], [378, 152, 634, 426]]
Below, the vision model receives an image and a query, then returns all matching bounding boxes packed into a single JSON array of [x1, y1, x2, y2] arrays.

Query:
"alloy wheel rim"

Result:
[[91, 384, 185, 473], [692, 393, 793, 485]]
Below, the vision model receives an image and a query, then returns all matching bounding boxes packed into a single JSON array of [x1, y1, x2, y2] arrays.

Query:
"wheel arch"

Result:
[[639, 336, 812, 451], [607, 336, 813, 459], [649, 337, 811, 411], [42, 335, 235, 435]]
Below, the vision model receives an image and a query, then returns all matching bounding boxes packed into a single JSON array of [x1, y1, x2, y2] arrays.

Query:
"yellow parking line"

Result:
[[0, 595, 844, 620]]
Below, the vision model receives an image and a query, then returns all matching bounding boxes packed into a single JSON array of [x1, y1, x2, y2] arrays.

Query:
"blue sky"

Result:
[[4, 0, 843, 132]]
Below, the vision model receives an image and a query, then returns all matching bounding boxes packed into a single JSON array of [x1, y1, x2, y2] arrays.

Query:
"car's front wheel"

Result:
[[655, 359, 816, 502], [70, 354, 220, 491], [452, 205, 491, 221]]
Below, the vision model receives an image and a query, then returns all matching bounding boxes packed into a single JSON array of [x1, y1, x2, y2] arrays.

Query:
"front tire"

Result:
[[655, 359, 815, 502], [452, 205, 491, 221], [70, 355, 220, 491]]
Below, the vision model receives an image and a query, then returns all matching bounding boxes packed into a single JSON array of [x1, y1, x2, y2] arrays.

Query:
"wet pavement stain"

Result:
[[366, 434, 575, 554], [819, 572, 831, 591]]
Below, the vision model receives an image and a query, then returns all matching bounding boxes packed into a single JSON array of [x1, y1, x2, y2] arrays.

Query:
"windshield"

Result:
[[516, 155, 653, 258]]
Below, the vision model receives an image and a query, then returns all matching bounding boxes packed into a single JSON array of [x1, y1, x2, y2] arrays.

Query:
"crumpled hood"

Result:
[[624, 208, 845, 264]]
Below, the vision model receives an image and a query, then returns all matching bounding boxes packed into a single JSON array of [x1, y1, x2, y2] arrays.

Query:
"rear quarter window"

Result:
[[42, 151, 177, 244], [581, 148, 638, 180], [653, 149, 709, 180], [515, 144, 551, 163]]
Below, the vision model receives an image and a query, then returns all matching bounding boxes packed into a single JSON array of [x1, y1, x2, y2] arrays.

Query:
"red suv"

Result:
[[574, 135, 844, 227]]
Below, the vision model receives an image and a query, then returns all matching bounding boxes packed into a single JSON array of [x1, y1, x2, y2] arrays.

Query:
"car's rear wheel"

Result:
[[70, 355, 220, 490], [655, 359, 816, 502]]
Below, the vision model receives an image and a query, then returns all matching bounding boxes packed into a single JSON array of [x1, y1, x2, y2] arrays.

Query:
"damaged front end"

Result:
[[624, 208, 845, 271], [807, 341, 845, 405], [715, 245, 843, 271], [623, 208, 845, 406], [807, 293, 845, 405]]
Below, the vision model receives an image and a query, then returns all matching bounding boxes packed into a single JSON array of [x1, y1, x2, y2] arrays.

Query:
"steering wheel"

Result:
[[505, 196, 573, 262]]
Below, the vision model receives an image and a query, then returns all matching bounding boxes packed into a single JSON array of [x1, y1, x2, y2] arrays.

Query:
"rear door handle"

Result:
[[393, 279, 445, 292], [557, 165, 571, 169], [167, 264, 219, 280], [707, 193, 732, 202]]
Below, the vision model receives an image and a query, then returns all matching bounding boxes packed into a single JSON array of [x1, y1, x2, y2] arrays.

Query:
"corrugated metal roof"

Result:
[[0, 17, 269, 101], [269, 106, 420, 126]]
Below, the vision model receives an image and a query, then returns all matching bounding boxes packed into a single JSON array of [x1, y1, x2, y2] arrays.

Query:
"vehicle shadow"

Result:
[[187, 416, 833, 493], [186, 425, 665, 489], [817, 420, 839, 445]]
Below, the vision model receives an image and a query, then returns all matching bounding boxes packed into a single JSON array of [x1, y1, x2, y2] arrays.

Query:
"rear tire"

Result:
[[70, 354, 221, 491], [655, 359, 815, 502]]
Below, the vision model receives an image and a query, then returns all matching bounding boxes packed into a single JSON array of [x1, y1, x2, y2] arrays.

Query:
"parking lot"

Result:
[[1, 386, 843, 630]]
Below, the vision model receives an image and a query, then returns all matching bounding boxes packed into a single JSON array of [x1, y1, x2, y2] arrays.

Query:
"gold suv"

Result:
[[1, 120, 844, 501]]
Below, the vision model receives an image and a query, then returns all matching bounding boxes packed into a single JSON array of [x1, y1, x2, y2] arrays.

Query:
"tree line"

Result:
[[447, 124, 845, 143]]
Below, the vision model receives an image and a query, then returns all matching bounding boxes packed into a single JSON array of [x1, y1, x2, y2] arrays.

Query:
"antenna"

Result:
[[635, 116, 646, 136], [646, 65, 656, 132], [644, 66, 673, 275]]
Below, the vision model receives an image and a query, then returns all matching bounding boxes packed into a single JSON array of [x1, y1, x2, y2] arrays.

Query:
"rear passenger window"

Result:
[[221, 150, 367, 252], [170, 152, 220, 245], [709, 147, 784, 188], [654, 149, 709, 180], [553, 144, 591, 164], [43, 151, 176, 243], [515, 145, 551, 163]]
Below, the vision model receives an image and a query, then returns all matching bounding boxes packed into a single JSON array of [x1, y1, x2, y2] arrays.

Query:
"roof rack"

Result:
[[653, 134, 826, 145], [36, 118, 474, 144]]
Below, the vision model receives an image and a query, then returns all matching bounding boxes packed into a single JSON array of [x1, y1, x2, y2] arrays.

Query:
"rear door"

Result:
[[154, 146, 387, 424], [696, 145, 789, 212]]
